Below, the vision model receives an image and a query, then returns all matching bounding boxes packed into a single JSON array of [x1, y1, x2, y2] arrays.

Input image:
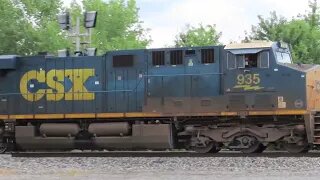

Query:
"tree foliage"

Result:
[[250, 11, 287, 41], [0, 0, 150, 55], [305, 0, 320, 27], [174, 24, 221, 47], [83, 0, 151, 53], [0, 0, 34, 55], [249, 1, 320, 64], [0, 0, 69, 55]]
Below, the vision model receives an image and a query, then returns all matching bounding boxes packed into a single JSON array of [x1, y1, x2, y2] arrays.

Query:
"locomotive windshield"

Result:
[[276, 51, 292, 64], [275, 42, 292, 64]]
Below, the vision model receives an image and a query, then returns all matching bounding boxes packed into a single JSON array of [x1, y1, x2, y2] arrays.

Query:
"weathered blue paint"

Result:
[[0, 42, 317, 116]]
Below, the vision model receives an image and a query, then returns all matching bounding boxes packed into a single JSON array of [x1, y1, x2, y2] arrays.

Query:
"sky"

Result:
[[65, 0, 310, 48]]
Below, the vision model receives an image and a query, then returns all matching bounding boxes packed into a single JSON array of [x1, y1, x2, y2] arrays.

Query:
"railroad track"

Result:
[[10, 151, 320, 158]]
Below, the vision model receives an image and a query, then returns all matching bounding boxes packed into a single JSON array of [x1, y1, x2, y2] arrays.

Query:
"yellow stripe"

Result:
[[9, 115, 34, 119], [65, 114, 96, 119], [220, 112, 238, 116], [34, 114, 64, 119], [124, 113, 162, 118], [0, 115, 8, 119], [96, 113, 124, 118], [0, 110, 308, 120], [248, 110, 307, 116]]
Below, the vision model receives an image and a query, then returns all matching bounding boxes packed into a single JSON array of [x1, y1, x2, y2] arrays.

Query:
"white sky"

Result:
[[64, 0, 310, 48]]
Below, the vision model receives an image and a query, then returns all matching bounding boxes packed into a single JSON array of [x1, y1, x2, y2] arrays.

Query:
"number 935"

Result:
[[237, 74, 261, 85]]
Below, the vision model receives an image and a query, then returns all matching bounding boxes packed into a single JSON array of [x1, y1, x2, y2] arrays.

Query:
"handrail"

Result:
[[0, 90, 133, 97], [143, 73, 222, 77]]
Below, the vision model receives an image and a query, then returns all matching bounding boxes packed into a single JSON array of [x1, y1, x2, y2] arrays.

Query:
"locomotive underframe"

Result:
[[0, 114, 311, 153]]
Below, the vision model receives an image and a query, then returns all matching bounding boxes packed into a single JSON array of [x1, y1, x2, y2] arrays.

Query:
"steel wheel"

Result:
[[193, 141, 220, 154], [254, 144, 267, 153], [209, 143, 221, 154], [232, 135, 265, 154], [241, 142, 265, 154], [283, 143, 309, 153], [0, 143, 7, 154]]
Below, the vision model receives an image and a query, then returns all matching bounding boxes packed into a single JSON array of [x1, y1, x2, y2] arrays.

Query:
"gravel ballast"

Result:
[[0, 155, 320, 179]]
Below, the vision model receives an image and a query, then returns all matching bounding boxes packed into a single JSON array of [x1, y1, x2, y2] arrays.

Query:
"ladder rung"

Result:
[[314, 136, 320, 138]]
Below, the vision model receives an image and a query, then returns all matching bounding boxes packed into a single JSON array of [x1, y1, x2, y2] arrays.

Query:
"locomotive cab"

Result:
[[223, 41, 311, 113], [224, 41, 278, 111]]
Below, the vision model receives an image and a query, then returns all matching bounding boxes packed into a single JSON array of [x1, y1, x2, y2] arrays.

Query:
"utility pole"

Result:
[[58, 11, 98, 56], [75, 17, 81, 53]]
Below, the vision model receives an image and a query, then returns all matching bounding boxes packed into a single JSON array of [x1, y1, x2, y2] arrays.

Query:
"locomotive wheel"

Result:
[[192, 141, 221, 154], [0, 143, 7, 154], [283, 143, 309, 153], [208, 142, 221, 154], [233, 135, 265, 154], [255, 144, 267, 153], [241, 142, 265, 154]]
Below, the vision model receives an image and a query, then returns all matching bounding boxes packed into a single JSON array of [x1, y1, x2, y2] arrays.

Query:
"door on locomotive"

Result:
[[223, 42, 274, 111], [105, 50, 146, 113]]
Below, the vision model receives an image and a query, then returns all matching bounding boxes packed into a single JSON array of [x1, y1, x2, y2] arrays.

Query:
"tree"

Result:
[[17, 0, 62, 24], [0, 0, 68, 55], [248, 1, 320, 64], [0, 0, 150, 56], [83, 0, 151, 53], [250, 11, 287, 41], [305, 0, 320, 28], [0, 0, 30, 55], [19, 0, 70, 54], [174, 24, 221, 47]]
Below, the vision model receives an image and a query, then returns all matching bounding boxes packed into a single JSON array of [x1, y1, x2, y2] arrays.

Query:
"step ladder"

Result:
[[314, 116, 320, 144]]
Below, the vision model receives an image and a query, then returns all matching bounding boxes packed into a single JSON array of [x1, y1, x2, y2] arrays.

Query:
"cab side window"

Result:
[[228, 51, 270, 69], [235, 52, 269, 69], [236, 55, 245, 68], [244, 54, 258, 68], [227, 53, 236, 69], [259, 51, 269, 68]]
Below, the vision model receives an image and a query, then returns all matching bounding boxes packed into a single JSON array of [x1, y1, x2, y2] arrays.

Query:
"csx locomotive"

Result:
[[0, 41, 319, 153]]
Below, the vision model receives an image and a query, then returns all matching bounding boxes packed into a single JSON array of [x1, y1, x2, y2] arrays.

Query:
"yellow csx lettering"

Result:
[[20, 69, 95, 102]]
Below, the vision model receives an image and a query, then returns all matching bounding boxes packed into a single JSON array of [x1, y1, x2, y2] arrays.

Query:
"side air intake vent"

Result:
[[152, 51, 165, 66], [113, 55, 134, 67], [170, 50, 183, 65]]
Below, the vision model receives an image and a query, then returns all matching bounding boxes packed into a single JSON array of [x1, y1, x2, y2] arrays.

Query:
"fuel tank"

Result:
[[88, 122, 131, 136], [39, 123, 80, 137]]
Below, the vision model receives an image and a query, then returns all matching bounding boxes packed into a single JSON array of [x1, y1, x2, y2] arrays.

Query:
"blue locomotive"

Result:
[[0, 41, 319, 153]]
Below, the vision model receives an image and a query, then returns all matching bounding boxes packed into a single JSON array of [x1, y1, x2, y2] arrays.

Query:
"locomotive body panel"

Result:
[[0, 42, 314, 119], [144, 46, 224, 115]]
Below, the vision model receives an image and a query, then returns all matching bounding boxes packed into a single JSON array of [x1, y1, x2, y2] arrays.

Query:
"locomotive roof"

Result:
[[224, 41, 274, 50]]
